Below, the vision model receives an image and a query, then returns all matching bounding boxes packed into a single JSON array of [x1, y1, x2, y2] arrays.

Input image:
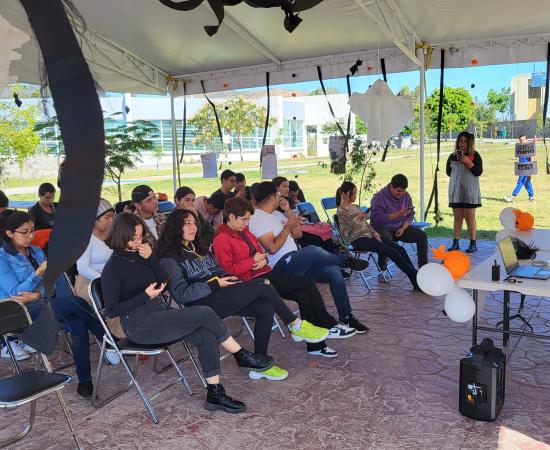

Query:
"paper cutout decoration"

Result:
[[201, 152, 218, 178], [0, 14, 29, 89], [261, 145, 277, 179], [328, 135, 346, 174], [348, 80, 414, 144], [515, 141, 536, 158], [515, 161, 538, 176]]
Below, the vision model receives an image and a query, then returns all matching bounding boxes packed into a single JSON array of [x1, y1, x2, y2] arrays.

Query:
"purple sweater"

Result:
[[370, 184, 414, 231]]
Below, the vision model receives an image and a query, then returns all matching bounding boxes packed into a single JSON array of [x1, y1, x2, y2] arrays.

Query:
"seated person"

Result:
[[194, 192, 226, 230], [0, 211, 111, 398], [288, 180, 306, 205], [212, 169, 237, 201], [370, 174, 428, 271], [131, 185, 166, 246], [235, 173, 251, 200], [174, 186, 215, 247], [0, 190, 8, 215], [214, 197, 357, 358], [157, 209, 329, 380], [29, 182, 57, 230], [101, 212, 272, 413], [249, 182, 369, 333], [336, 181, 420, 291], [75, 199, 124, 338]]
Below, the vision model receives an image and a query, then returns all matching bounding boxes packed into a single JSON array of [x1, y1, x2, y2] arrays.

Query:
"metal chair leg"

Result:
[[125, 355, 159, 424], [272, 316, 285, 338], [241, 317, 255, 342], [165, 349, 193, 395], [183, 341, 207, 389], [0, 400, 37, 448], [152, 342, 190, 374], [55, 391, 84, 450]]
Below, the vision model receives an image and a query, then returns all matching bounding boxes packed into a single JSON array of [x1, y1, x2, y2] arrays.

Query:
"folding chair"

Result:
[[0, 299, 82, 449], [88, 279, 198, 424], [320, 197, 390, 290], [241, 316, 286, 342]]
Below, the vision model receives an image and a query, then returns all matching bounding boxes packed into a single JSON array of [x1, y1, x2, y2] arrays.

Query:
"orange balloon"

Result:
[[432, 245, 472, 279], [471, 58, 478, 65], [516, 212, 534, 231]]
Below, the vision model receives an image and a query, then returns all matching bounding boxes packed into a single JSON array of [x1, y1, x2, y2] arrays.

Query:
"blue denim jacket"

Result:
[[0, 242, 46, 299]]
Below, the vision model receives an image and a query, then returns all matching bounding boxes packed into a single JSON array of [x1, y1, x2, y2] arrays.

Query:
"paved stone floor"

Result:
[[1, 238, 549, 449]]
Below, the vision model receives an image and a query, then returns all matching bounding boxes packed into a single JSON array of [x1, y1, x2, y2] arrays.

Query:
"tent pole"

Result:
[[170, 90, 178, 195], [419, 48, 426, 221]]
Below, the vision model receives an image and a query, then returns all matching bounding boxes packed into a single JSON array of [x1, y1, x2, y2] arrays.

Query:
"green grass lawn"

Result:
[[6, 142, 549, 240]]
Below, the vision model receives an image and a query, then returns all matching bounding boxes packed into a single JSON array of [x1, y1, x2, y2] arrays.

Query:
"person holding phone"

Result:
[[446, 131, 483, 253], [101, 212, 275, 413], [370, 174, 428, 274], [157, 209, 329, 382]]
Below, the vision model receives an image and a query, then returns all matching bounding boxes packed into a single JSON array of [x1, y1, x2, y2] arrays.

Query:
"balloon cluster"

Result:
[[499, 207, 534, 232], [416, 245, 474, 323]]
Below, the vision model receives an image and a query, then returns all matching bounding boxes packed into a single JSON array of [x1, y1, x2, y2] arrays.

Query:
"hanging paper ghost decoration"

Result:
[[348, 79, 414, 144], [0, 14, 29, 89], [157, 0, 324, 36]]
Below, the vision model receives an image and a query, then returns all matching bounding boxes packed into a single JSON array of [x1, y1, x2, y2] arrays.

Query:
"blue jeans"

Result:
[[512, 176, 534, 198], [26, 296, 104, 384], [272, 245, 352, 320]]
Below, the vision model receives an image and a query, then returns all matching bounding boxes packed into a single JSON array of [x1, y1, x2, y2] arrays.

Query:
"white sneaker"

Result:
[[17, 340, 36, 354], [307, 347, 338, 358], [1, 342, 30, 361], [328, 323, 357, 339], [104, 350, 121, 365], [504, 196, 515, 203]]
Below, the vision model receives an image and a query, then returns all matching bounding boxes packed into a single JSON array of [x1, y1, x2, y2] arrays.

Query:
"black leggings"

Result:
[[263, 272, 336, 352], [296, 232, 338, 253], [188, 278, 296, 355], [122, 299, 230, 378]]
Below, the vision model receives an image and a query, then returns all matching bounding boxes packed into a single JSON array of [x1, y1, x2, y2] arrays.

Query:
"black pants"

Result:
[[297, 232, 338, 253], [188, 278, 296, 355], [375, 226, 428, 269], [264, 272, 337, 352], [351, 237, 418, 286], [122, 299, 230, 378]]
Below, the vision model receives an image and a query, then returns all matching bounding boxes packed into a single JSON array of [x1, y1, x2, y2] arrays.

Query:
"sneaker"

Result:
[[528, 197, 535, 202], [328, 323, 357, 339], [377, 270, 390, 283], [233, 348, 273, 373], [17, 340, 36, 354], [340, 314, 369, 334], [290, 320, 329, 343], [343, 256, 369, 272], [504, 196, 515, 203], [1, 342, 30, 361], [104, 350, 121, 365], [249, 365, 289, 381], [308, 347, 338, 358]]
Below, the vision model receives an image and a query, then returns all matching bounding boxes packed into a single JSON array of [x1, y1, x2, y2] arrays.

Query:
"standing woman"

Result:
[[446, 131, 483, 253]]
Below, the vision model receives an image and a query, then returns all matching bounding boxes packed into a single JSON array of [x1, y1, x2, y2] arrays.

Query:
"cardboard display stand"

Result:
[[200, 152, 218, 178], [261, 145, 277, 179]]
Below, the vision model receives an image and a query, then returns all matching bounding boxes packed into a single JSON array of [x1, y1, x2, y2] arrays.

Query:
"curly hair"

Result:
[[155, 209, 208, 258]]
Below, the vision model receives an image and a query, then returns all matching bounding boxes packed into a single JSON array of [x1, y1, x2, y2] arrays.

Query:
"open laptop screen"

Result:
[[498, 236, 519, 274]]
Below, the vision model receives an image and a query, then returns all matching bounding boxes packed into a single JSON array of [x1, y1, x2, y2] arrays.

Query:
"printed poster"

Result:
[[200, 152, 218, 178]]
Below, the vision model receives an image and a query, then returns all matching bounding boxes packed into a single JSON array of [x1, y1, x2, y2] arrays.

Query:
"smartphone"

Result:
[[456, 150, 463, 159], [155, 272, 174, 289]]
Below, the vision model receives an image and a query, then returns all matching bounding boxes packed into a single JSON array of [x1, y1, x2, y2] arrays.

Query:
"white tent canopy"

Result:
[[2, 0, 550, 95]]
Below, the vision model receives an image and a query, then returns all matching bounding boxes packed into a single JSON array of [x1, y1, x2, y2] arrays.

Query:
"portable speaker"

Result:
[[459, 338, 506, 421]]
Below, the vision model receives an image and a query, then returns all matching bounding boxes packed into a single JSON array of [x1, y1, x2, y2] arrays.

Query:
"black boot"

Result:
[[77, 381, 93, 398], [448, 239, 460, 251], [343, 256, 369, 271], [233, 348, 273, 372], [465, 240, 478, 253], [205, 384, 246, 414]]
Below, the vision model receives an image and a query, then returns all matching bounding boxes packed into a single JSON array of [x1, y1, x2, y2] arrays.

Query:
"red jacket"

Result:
[[213, 224, 271, 281]]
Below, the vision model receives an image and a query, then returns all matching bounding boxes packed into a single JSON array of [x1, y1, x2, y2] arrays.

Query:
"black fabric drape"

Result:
[[19, 0, 105, 354], [543, 43, 550, 174], [260, 72, 271, 166], [201, 80, 224, 151], [381, 58, 387, 82], [179, 83, 187, 164]]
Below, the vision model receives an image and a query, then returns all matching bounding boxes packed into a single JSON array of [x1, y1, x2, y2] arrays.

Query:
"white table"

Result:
[[457, 229, 550, 346]]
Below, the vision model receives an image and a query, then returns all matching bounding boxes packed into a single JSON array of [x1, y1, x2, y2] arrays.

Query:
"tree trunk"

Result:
[[238, 135, 243, 162], [116, 175, 122, 202]]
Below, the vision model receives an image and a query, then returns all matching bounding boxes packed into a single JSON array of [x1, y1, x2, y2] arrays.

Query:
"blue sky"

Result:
[[263, 61, 548, 102]]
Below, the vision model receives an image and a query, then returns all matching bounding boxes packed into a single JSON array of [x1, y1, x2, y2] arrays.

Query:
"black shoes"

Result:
[[233, 348, 273, 372], [205, 384, 246, 414], [465, 241, 478, 253], [340, 314, 369, 334], [448, 240, 460, 251], [77, 381, 93, 398], [343, 256, 369, 272]]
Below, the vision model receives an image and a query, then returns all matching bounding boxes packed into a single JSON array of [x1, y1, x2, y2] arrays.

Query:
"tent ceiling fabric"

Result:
[[2, 0, 550, 94]]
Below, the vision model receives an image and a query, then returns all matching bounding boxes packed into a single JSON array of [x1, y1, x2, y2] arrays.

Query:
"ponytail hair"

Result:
[[335, 181, 356, 206]]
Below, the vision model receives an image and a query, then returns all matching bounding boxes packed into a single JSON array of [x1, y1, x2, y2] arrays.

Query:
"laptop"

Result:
[[498, 236, 550, 280]]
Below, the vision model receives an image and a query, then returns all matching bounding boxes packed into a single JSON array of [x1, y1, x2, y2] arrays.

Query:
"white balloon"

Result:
[[416, 263, 455, 296], [495, 229, 511, 243], [499, 207, 517, 231], [444, 287, 476, 323]]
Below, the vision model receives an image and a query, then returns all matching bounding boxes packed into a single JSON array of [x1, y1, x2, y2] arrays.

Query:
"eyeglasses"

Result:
[[14, 229, 35, 238], [237, 216, 250, 223]]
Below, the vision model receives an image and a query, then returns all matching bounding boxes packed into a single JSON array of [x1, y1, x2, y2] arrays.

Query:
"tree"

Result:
[[152, 144, 164, 173], [473, 101, 496, 141], [355, 115, 367, 135], [36, 113, 159, 201], [425, 87, 475, 136], [487, 87, 510, 121], [189, 97, 276, 162], [0, 99, 40, 179], [309, 87, 339, 96], [321, 118, 347, 137]]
